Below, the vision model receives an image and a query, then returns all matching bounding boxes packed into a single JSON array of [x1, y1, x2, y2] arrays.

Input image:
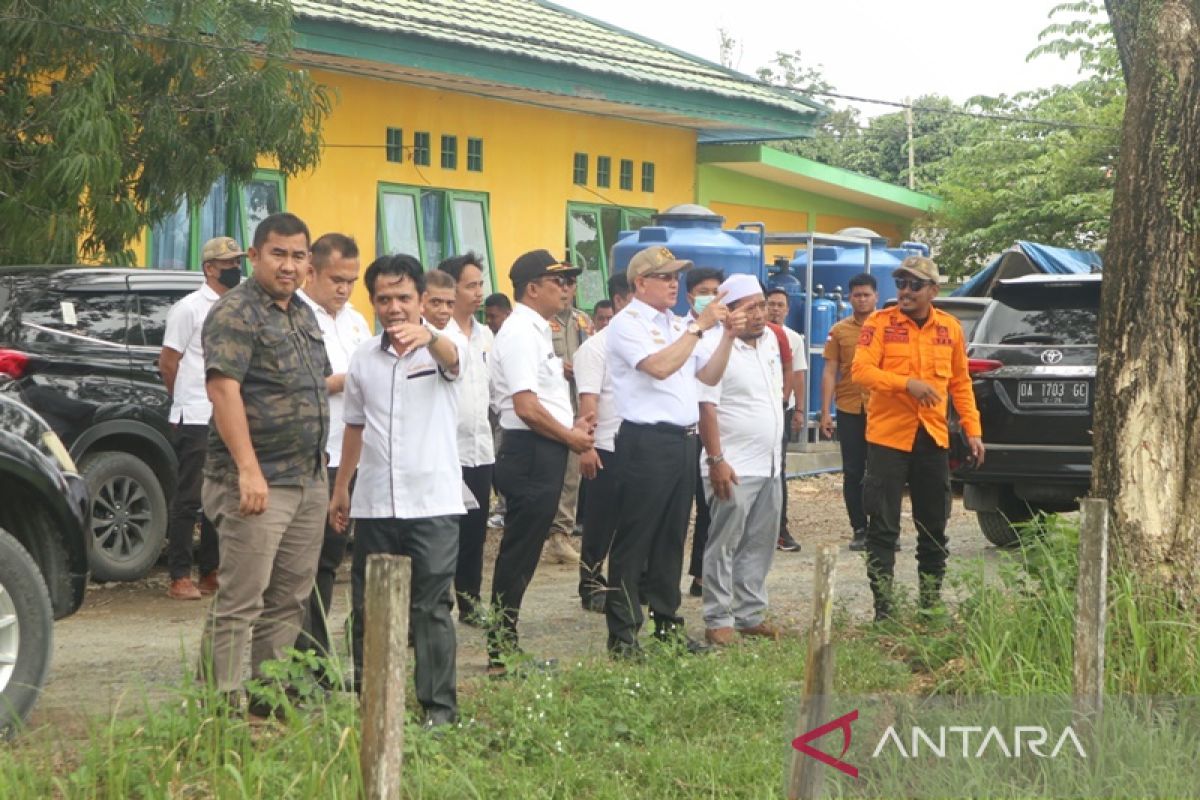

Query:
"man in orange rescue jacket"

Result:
[[851, 255, 985, 621]]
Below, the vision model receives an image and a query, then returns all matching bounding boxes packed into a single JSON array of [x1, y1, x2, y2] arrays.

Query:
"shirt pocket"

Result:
[[882, 347, 911, 376], [539, 353, 565, 385], [932, 348, 952, 378]]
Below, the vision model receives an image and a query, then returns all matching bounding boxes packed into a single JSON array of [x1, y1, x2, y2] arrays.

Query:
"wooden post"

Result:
[[789, 545, 838, 800], [1073, 498, 1108, 729], [360, 554, 411, 800]]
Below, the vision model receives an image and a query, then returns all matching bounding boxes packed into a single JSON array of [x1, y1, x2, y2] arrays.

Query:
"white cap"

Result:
[[718, 273, 764, 306]]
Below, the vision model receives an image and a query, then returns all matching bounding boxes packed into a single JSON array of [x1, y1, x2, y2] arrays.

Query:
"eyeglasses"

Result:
[[541, 275, 577, 288], [894, 277, 933, 291], [644, 273, 680, 284]]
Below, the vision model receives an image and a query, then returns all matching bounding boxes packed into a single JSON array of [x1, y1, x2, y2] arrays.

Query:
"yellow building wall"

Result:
[[815, 213, 903, 244], [282, 69, 696, 320], [705, 201, 809, 264]]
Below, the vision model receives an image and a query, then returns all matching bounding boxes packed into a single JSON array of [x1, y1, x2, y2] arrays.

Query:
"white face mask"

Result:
[[693, 295, 715, 314]]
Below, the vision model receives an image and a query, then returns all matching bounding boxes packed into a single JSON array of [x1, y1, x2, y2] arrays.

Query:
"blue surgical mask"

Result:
[[693, 295, 715, 314]]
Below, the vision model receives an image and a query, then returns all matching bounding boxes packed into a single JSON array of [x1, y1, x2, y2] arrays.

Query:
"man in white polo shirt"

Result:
[[487, 249, 594, 676], [699, 274, 786, 646], [293, 233, 371, 675], [158, 236, 244, 601], [604, 246, 742, 658], [328, 254, 464, 728], [574, 271, 631, 613], [437, 252, 495, 626]]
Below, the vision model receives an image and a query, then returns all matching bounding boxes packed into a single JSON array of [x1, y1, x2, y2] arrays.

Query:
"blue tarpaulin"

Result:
[[952, 241, 1102, 297]]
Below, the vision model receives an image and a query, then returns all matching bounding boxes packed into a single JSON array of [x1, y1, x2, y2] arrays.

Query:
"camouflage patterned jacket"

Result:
[[202, 277, 331, 485]]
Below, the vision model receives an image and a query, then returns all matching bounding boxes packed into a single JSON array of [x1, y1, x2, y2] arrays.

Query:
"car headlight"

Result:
[[41, 431, 77, 473]]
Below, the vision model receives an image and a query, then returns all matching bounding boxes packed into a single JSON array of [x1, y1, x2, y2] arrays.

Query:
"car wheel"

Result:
[[79, 451, 168, 582], [976, 492, 1037, 548], [0, 528, 54, 738]]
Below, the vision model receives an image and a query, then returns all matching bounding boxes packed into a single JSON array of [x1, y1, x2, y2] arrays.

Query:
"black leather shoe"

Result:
[[849, 529, 868, 551], [688, 578, 703, 597], [652, 631, 712, 656], [581, 593, 606, 613]]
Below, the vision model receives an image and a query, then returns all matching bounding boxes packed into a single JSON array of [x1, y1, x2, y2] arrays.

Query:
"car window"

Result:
[[21, 291, 131, 345], [130, 291, 191, 347], [980, 301, 1099, 346]]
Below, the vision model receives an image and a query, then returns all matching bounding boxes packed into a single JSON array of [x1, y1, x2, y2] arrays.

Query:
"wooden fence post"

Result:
[[1073, 498, 1108, 730], [789, 544, 838, 800], [360, 554, 411, 800]]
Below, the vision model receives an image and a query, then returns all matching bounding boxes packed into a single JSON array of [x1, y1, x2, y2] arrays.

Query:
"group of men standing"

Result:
[[159, 208, 985, 727]]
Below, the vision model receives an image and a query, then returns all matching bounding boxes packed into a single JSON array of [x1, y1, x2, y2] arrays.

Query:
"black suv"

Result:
[[0, 266, 204, 580], [0, 393, 89, 736], [954, 274, 1100, 546]]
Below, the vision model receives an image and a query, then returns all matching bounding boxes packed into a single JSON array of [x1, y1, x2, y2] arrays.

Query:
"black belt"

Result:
[[623, 420, 698, 437]]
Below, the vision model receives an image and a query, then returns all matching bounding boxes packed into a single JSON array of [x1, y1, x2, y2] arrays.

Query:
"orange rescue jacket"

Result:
[[850, 307, 982, 452]]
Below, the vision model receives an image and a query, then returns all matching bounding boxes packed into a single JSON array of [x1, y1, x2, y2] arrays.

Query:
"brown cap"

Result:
[[626, 246, 693, 282], [509, 249, 581, 288], [201, 236, 246, 264], [893, 255, 939, 283]]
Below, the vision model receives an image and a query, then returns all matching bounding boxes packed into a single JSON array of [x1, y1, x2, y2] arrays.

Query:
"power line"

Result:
[[2, 12, 1122, 134]]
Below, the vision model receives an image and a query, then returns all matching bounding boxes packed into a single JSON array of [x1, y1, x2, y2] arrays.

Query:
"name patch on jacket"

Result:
[[883, 326, 909, 343]]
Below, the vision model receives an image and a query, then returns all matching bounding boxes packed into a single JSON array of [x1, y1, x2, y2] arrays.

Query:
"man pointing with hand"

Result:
[[604, 247, 744, 658], [851, 256, 984, 621]]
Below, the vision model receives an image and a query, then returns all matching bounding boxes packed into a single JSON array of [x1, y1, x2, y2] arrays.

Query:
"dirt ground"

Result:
[[30, 473, 994, 729]]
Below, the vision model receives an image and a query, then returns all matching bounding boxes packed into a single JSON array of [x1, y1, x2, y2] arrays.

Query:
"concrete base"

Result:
[[785, 441, 843, 478]]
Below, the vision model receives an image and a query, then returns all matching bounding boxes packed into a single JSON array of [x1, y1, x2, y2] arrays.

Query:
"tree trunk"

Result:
[[1095, 0, 1200, 601]]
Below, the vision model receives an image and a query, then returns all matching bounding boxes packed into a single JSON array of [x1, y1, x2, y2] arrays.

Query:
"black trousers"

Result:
[[455, 463, 493, 620], [579, 448, 620, 599], [688, 454, 711, 580], [863, 426, 951, 613], [295, 466, 351, 663], [166, 423, 220, 580], [837, 410, 869, 533], [488, 429, 568, 659], [780, 407, 793, 537], [350, 516, 458, 720], [606, 422, 698, 649]]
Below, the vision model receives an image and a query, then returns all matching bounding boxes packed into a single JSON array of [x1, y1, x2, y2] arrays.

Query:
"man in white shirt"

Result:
[[765, 287, 808, 552], [437, 252, 495, 626], [328, 254, 464, 728], [574, 272, 631, 613], [604, 246, 743, 658], [158, 236, 244, 601], [698, 275, 786, 645], [487, 249, 594, 676], [293, 233, 371, 675]]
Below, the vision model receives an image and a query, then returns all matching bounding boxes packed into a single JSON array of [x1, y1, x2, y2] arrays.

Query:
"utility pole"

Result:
[[905, 97, 915, 190]]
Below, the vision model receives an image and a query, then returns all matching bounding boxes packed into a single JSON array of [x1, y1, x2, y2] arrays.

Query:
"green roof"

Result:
[[291, 0, 824, 140]]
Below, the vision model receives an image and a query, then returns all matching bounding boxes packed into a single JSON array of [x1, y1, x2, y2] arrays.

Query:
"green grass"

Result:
[[4, 515, 1199, 798]]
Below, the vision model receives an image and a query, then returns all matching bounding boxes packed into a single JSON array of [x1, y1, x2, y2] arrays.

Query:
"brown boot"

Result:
[[167, 577, 202, 601], [541, 532, 580, 564], [738, 622, 781, 640], [197, 570, 220, 595], [704, 626, 736, 647]]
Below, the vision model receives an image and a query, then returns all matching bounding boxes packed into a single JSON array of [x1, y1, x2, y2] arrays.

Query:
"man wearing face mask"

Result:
[[158, 236, 245, 601], [682, 267, 723, 598]]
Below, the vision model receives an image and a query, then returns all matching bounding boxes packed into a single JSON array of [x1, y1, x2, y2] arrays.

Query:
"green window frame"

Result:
[[641, 162, 656, 192], [441, 135, 458, 169], [467, 137, 483, 172], [596, 156, 611, 188], [573, 153, 588, 185], [565, 202, 655, 312], [386, 128, 403, 163], [377, 183, 497, 297], [413, 132, 431, 166], [619, 159, 634, 191], [146, 171, 280, 270]]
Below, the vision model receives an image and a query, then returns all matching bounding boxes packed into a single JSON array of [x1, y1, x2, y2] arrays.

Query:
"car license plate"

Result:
[[1016, 380, 1090, 408]]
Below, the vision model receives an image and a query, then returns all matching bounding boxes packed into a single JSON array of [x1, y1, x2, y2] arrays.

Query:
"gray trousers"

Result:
[[199, 475, 327, 693], [351, 516, 459, 722], [702, 475, 781, 630]]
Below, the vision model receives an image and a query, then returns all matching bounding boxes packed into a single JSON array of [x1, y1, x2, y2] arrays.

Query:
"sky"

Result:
[[554, 0, 1088, 117]]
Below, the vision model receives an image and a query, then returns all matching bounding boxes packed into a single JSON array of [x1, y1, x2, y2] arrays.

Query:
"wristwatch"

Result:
[[686, 321, 703, 338], [705, 453, 725, 466]]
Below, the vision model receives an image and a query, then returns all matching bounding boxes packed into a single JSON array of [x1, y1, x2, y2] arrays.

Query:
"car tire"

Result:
[[976, 492, 1037, 548], [0, 528, 54, 739], [79, 451, 168, 582]]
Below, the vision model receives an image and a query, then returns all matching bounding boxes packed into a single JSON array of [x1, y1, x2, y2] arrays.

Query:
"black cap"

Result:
[[509, 249, 581, 287]]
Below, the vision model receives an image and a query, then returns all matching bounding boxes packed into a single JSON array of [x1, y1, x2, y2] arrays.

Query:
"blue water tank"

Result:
[[805, 291, 838, 416], [611, 204, 762, 316], [789, 239, 902, 309]]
